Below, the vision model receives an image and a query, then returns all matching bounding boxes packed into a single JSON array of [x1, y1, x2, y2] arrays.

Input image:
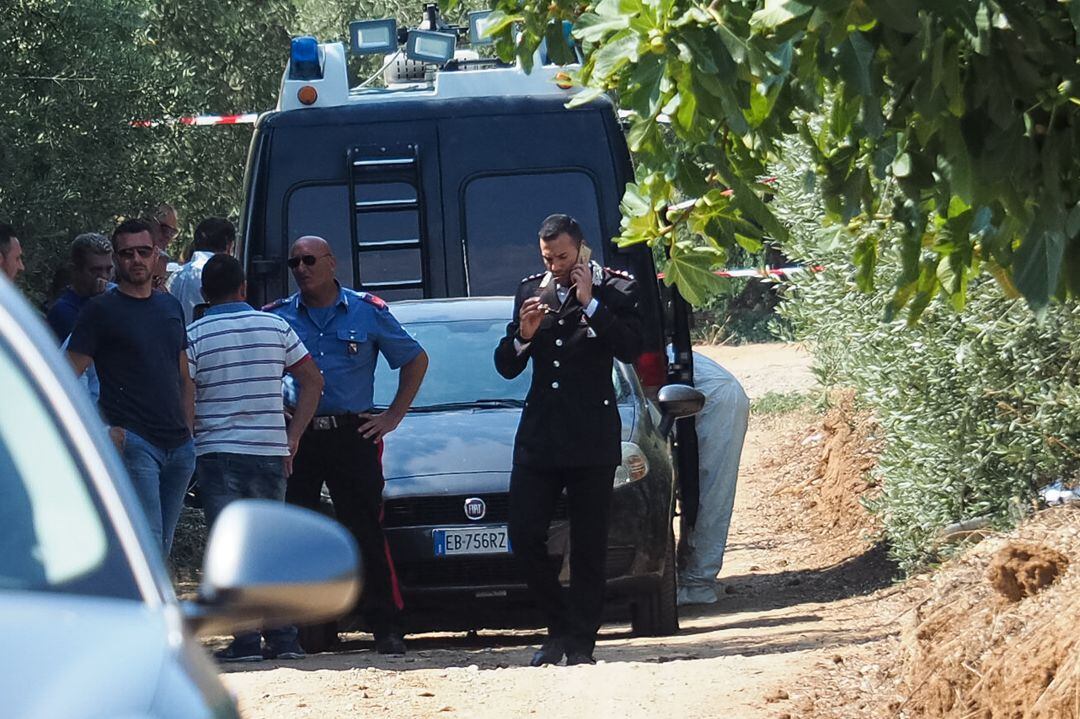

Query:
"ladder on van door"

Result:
[[348, 143, 430, 297]]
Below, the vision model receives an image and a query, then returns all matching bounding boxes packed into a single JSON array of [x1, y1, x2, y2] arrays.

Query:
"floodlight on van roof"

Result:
[[468, 11, 495, 46], [406, 29, 456, 64], [350, 19, 398, 55]]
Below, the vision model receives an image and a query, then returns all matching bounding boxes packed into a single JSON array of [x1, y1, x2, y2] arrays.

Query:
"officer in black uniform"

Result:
[[494, 214, 643, 666]]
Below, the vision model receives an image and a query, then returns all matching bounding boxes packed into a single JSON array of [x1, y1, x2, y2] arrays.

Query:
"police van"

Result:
[[238, 7, 702, 641]]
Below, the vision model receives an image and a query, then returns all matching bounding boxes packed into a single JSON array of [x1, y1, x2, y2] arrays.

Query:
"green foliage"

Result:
[[774, 139, 1080, 572], [688, 275, 791, 345], [0, 0, 165, 302], [479, 0, 1080, 315], [750, 390, 812, 415], [1, 0, 489, 304]]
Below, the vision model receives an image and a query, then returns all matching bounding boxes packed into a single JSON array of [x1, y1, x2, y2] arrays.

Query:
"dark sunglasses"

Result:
[[116, 245, 155, 260], [287, 253, 330, 269]]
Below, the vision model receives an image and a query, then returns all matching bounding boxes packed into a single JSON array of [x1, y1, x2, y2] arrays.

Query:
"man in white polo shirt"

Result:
[[186, 254, 324, 662]]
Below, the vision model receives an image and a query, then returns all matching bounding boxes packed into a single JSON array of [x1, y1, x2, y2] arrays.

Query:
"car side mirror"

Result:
[[183, 500, 362, 637], [656, 383, 706, 437]]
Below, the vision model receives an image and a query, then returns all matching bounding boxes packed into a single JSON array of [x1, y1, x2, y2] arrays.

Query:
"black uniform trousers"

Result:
[[286, 426, 403, 637], [508, 463, 616, 656]]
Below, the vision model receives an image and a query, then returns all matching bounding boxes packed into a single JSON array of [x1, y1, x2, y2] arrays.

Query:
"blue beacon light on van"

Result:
[[289, 36, 323, 80]]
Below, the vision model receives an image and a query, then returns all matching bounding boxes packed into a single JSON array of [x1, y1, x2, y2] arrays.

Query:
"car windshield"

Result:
[[0, 335, 139, 600], [373, 315, 632, 410]]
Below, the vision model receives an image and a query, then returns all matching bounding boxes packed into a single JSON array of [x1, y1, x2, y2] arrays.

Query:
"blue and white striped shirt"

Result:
[[186, 302, 310, 457]]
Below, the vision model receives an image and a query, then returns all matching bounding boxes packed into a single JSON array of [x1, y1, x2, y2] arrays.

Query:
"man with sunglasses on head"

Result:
[[67, 218, 195, 556], [264, 235, 428, 656]]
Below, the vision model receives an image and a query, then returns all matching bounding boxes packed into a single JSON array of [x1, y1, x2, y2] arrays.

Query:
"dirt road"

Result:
[[219, 343, 894, 718]]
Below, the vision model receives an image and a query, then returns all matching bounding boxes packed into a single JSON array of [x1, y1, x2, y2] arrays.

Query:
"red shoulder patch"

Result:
[[261, 297, 288, 312], [357, 291, 388, 309]]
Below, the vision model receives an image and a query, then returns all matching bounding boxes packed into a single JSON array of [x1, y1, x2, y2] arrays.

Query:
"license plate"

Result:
[[433, 526, 511, 556]]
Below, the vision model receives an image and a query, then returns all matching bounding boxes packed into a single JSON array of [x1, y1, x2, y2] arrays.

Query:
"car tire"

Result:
[[297, 620, 340, 654], [630, 527, 679, 637]]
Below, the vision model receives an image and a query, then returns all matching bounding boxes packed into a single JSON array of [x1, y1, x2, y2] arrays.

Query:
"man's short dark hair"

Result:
[[201, 254, 244, 303], [538, 214, 584, 246], [70, 233, 111, 269], [0, 223, 16, 257], [111, 218, 154, 249], [193, 217, 236, 253]]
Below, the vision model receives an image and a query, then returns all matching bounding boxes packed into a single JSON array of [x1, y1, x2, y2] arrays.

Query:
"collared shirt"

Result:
[[46, 287, 90, 341], [269, 286, 422, 414], [186, 302, 309, 456], [166, 250, 215, 325]]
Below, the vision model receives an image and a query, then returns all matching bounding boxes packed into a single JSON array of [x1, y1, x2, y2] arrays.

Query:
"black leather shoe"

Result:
[[565, 651, 596, 666], [374, 634, 407, 655], [529, 639, 565, 667]]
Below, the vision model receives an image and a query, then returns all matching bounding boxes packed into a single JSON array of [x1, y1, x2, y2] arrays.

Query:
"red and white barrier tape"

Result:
[[657, 265, 823, 280], [132, 113, 259, 127]]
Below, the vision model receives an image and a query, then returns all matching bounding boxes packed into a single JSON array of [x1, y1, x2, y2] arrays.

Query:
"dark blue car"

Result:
[[369, 297, 681, 636]]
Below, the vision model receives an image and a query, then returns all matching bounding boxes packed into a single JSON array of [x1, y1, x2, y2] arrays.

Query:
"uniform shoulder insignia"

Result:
[[603, 267, 635, 280], [355, 291, 388, 310], [520, 271, 545, 284], [261, 297, 289, 312]]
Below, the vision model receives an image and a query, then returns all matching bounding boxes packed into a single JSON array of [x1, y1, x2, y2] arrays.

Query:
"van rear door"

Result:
[[244, 112, 447, 305]]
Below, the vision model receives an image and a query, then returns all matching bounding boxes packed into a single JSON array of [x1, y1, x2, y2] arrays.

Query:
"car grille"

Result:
[[395, 547, 638, 589], [383, 493, 568, 528]]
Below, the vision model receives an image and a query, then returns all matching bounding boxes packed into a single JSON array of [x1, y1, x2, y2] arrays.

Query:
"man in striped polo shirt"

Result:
[[186, 254, 324, 662]]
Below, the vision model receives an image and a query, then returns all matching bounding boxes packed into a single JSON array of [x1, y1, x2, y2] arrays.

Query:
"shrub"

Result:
[[774, 142, 1080, 572]]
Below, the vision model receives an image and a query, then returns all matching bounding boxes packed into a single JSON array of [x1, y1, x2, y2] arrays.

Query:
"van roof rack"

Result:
[[277, 6, 582, 112]]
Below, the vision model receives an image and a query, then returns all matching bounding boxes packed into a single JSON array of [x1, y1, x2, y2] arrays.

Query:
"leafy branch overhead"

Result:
[[469, 0, 1080, 317]]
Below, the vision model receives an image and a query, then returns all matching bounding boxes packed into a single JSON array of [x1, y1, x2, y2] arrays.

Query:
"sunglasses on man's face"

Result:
[[287, 253, 330, 269], [116, 245, 155, 260]]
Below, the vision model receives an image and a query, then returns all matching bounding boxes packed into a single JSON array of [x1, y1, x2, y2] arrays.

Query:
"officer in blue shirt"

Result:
[[266, 235, 428, 656]]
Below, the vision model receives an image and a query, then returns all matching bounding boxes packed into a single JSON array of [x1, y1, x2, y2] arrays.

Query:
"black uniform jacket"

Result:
[[494, 262, 644, 468]]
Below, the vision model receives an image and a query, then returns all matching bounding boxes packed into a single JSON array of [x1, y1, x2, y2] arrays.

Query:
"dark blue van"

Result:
[[238, 33, 700, 647]]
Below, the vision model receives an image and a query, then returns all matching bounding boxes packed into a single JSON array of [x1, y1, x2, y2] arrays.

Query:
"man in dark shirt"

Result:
[[46, 233, 113, 341], [67, 218, 195, 555]]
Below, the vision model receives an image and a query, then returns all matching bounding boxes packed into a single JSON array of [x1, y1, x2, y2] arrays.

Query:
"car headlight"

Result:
[[614, 441, 649, 489]]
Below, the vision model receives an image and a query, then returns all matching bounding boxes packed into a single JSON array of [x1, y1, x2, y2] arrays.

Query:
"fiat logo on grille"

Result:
[[463, 497, 486, 521]]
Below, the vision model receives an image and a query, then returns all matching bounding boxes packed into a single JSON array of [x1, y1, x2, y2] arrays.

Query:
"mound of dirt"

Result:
[[809, 506, 1080, 718], [763, 392, 883, 563], [987, 543, 1070, 602]]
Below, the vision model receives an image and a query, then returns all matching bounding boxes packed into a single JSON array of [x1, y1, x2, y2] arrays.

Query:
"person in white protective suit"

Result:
[[676, 351, 750, 606]]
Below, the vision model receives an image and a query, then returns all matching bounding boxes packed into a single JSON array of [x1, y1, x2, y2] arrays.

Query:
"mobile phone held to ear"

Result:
[[578, 243, 592, 265]]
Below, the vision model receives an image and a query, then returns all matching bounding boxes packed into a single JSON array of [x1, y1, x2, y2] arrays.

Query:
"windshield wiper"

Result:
[[409, 399, 526, 413]]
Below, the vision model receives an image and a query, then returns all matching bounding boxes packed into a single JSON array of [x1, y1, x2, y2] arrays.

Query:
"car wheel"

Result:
[[630, 527, 679, 637], [297, 620, 340, 654]]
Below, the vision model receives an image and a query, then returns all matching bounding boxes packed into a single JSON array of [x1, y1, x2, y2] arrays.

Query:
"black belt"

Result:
[[309, 413, 366, 431]]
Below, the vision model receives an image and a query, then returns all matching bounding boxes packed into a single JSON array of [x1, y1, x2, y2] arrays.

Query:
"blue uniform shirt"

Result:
[[268, 286, 422, 414]]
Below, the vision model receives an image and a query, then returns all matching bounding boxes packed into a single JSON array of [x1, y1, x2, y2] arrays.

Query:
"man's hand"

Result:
[[518, 296, 544, 340], [570, 263, 593, 306], [284, 429, 300, 476], [357, 409, 404, 443]]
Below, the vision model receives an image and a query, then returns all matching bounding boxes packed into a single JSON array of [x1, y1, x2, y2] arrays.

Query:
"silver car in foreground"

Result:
[[0, 275, 362, 719]]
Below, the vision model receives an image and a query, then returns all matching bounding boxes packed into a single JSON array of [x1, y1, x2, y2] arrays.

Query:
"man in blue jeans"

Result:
[[186, 254, 324, 661], [67, 218, 195, 555]]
